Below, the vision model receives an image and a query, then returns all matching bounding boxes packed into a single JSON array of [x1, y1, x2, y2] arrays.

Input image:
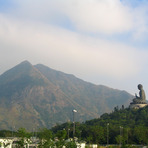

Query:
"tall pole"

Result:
[[73, 110, 75, 138], [68, 128, 70, 139], [127, 129, 128, 145], [11, 122, 13, 137], [107, 123, 109, 147], [72, 109, 77, 139], [120, 126, 123, 147], [13, 126, 15, 137], [120, 126, 121, 147]]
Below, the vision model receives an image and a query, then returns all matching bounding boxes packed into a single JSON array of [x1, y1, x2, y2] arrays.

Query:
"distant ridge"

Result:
[[0, 61, 133, 130]]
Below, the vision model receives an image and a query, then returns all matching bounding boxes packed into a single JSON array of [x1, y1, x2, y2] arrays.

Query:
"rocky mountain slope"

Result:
[[0, 61, 133, 130]]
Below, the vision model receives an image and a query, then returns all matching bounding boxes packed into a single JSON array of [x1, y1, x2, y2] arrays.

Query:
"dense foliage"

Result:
[[51, 106, 148, 145], [0, 106, 148, 146]]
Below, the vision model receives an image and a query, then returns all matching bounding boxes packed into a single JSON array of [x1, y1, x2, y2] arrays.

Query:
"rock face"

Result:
[[0, 61, 133, 130]]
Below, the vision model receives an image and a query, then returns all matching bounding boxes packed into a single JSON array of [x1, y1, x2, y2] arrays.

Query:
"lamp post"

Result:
[[67, 128, 70, 139], [72, 109, 77, 139], [107, 123, 109, 147], [12, 126, 15, 137], [120, 126, 123, 147], [127, 128, 128, 144]]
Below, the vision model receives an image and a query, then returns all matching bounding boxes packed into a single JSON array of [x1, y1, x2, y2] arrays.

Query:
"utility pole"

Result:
[[72, 109, 77, 139], [120, 126, 123, 147], [107, 123, 109, 147]]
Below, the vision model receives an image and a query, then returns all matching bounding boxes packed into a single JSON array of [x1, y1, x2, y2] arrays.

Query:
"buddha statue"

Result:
[[133, 84, 146, 104]]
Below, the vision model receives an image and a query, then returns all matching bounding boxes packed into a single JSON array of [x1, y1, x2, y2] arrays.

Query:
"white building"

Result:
[[0, 138, 13, 148]]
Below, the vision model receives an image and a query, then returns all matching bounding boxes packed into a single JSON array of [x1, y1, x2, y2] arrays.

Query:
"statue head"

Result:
[[138, 84, 143, 90]]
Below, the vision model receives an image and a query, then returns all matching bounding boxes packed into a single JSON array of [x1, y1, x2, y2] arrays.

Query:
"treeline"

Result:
[[0, 128, 77, 147], [51, 106, 148, 145], [0, 106, 148, 146]]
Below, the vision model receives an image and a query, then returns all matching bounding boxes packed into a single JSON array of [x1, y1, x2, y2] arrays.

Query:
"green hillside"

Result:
[[0, 106, 147, 146], [52, 106, 148, 145]]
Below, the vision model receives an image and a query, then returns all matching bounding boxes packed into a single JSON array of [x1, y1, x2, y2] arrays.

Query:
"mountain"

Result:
[[0, 61, 133, 130]]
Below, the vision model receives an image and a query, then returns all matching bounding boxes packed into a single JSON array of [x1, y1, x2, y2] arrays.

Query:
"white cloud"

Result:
[[5, 0, 148, 37], [131, 5, 148, 40], [0, 13, 147, 80], [61, 0, 133, 34], [10, 0, 133, 34], [1, 0, 148, 94]]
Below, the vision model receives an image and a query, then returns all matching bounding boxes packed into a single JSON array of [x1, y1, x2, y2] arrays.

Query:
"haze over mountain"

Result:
[[0, 61, 133, 130]]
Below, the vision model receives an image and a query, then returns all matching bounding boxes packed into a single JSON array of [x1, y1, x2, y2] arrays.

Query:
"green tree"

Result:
[[38, 128, 54, 148], [16, 128, 31, 148], [55, 129, 67, 140], [38, 128, 53, 140], [65, 141, 77, 148], [133, 126, 148, 144]]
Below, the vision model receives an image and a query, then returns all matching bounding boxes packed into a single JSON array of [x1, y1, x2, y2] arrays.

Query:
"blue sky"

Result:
[[0, 0, 148, 98]]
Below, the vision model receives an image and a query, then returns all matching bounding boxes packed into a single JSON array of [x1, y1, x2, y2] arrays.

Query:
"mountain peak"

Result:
[[18, 60, 32, 68], [0, 61, 42, 86], [20, 60, 31, 65]]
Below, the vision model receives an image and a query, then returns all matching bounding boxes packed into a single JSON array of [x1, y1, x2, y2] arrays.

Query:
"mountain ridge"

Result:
[[0, 61, 133, 130]]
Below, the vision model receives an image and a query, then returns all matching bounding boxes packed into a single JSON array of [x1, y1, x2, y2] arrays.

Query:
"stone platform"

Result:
[[129, 103, 148, 109]]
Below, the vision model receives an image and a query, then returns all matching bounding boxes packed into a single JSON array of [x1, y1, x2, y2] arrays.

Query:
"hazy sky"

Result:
[[0, 0, 148, 97]]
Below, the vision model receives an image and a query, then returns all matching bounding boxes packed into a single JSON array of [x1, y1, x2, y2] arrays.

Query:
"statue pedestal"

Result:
[[129, 103, 148, 109]]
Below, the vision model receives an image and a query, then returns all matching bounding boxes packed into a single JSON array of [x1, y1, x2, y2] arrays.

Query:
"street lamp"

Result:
[[127, 128, 128, 145], [72, 109, 77, 138], [120, 126, 123, 147], [12, 126, 15, 137], [107, 123, 109, 147], [67, 128, 70, 139]]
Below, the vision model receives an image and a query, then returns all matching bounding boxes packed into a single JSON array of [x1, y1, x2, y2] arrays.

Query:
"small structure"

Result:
[[76, 142, 86, 148], [130, 84, 148, 109]]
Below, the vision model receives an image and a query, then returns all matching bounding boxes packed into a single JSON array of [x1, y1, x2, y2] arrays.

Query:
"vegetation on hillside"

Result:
[[51, 106, 148, 145], [0, 106, 148, 146]]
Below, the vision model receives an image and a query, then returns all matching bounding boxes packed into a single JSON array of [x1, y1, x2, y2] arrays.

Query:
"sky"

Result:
[[0, 0, 148, 98]]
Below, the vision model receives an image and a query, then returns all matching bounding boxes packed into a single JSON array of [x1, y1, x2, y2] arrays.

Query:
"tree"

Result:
[[38, 128, 54, 147], [16, 128, 31, 147], [55, 129, 67, 141], [122, 105, 124, 110], [133, 126, 148, 144], [38, 128, 53, 140], [65, 141, 77, 148]]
